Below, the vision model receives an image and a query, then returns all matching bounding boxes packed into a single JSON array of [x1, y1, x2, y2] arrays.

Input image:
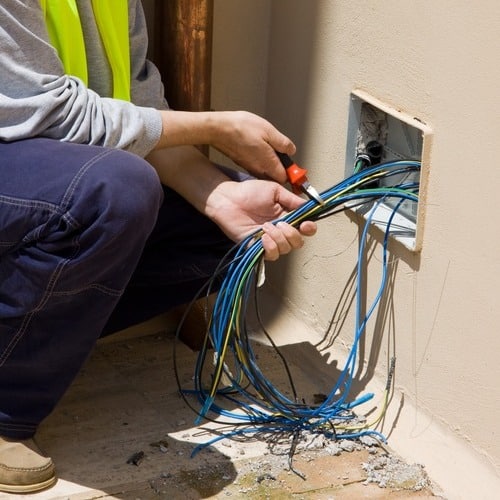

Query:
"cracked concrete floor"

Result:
[[3, 321, 441, 499]]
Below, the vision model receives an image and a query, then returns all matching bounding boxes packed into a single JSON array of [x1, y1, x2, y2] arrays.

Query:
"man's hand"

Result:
[[147, 146, 316, 261], [205, 179, 317, 261], [207, 111, 295, 183], [156, 110, 296, 184]]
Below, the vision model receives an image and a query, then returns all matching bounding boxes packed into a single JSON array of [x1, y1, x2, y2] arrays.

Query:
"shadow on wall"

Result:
[[266, 0, 322, 151], [261, 1, 422, 426], [265, 0, 422, 288], [246, 229, 415, 438], [146, 0, 414, 448], [252, 255, 397, 398]]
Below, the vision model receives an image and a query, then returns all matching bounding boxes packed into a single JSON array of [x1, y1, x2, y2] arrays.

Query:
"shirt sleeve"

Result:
[[0, 0, 164, 158]]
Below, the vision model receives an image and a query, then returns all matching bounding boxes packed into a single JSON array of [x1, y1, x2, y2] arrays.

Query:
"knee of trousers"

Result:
[[70, 149, 164, 245]]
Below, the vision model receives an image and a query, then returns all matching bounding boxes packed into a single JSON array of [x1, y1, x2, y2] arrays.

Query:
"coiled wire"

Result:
[[174, 160, 420, 455]]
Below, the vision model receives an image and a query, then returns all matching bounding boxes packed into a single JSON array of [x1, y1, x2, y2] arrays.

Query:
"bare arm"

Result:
[[146, 146, 316, 261], [0, 1, 296, 182], [154, 110, 296, 184]]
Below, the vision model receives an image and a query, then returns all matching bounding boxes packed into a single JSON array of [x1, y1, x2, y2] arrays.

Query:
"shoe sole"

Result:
[[0, 475, 57, 493]]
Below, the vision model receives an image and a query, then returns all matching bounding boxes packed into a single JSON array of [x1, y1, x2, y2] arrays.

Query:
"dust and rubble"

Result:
[[141, 429, 437, 499], [362, 452, 430, 491], [30, 330, 441, 499]]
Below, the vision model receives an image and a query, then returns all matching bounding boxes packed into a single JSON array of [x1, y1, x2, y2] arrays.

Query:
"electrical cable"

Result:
[[172, 159, 420, 457]]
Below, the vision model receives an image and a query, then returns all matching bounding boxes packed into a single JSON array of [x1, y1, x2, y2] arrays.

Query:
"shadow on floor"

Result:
[[6, 323, 438, 499]]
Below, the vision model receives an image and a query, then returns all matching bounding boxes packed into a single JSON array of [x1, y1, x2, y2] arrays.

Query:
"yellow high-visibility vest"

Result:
[[40, 0, 131, 101]]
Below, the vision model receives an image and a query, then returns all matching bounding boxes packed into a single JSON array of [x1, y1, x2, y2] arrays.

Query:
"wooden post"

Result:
[[154, 0, 214, 114]]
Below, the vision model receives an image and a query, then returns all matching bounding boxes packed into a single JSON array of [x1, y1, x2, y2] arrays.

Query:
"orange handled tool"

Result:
[[275, 151, 324, 204]]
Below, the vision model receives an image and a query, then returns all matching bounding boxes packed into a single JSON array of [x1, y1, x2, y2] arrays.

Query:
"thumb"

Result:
[[275, 184, 308, 211]]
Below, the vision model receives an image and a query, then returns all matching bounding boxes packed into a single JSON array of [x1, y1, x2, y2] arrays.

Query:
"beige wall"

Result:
[[213, 1, 500, 497]]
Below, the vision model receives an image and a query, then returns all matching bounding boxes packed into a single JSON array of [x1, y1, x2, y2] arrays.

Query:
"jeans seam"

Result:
[[51, 283, 123, 297], [0, 195, 59, 213], [59, 148, 117, 212], [0, 149, 125, 367], [0, 235, 80, 367]]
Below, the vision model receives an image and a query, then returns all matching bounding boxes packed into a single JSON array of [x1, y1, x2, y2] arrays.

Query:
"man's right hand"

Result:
[[204, 177, 317, 261], [146, 146, 316, 261], [156, 110, 296, 184]]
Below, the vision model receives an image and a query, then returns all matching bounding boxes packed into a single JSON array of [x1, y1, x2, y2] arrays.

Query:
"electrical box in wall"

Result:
[[345, 90, 432, 252]]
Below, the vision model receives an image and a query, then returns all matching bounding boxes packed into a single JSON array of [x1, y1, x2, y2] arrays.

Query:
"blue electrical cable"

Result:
[[173, 159, 420, 455]]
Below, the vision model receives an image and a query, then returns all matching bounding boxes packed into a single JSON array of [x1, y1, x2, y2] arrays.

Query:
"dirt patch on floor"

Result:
[[145, 432, 440, 499]]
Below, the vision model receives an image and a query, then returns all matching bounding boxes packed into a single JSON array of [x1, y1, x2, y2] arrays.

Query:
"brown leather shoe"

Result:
[[0, 436, 56, 493]]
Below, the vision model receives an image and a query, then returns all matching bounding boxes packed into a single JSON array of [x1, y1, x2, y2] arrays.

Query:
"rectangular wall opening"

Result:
[[345, 90, 432, 252]]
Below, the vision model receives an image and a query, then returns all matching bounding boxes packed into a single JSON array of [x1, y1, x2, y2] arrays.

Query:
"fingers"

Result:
[[270, 131, 296, 158], [261, 129, 296, 184], [266, 134, 296, 180], [261, 221, 304, 261], [216, 111, 296, 184], [299, 220, 317, 237], [274, 184, 310, 211]]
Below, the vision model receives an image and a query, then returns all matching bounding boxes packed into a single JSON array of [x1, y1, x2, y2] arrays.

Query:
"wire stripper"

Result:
[[275, 151, 324, 205]]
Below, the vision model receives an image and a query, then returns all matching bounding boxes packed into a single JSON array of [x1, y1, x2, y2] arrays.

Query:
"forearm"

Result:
[[154, 111, 217, 150], [153, 109, 292, 184], [145, 145, 231, 217], [145, 145, 317, 255]]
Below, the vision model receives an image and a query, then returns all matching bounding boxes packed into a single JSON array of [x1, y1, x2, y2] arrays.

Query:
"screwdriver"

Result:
[[275, 151, 324, 205]]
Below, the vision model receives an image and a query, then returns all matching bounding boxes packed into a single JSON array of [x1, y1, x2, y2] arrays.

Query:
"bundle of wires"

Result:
[[174, 159, 420, 457]]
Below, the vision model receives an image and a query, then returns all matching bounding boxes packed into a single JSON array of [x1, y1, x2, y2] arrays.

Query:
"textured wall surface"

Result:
[[212, 1, 500, 498]]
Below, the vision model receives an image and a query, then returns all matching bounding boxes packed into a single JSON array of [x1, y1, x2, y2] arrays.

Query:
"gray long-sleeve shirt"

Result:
[[0, 0, 167, 158]]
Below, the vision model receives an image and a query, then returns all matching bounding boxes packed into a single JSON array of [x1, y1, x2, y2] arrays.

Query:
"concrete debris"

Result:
[[150, 439, 170, 453], [362, 452, 430, 491], [358, 434, 380, 447]]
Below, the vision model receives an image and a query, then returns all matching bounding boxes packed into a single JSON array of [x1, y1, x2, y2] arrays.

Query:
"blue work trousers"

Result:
[[0, 138, 232, 439]]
